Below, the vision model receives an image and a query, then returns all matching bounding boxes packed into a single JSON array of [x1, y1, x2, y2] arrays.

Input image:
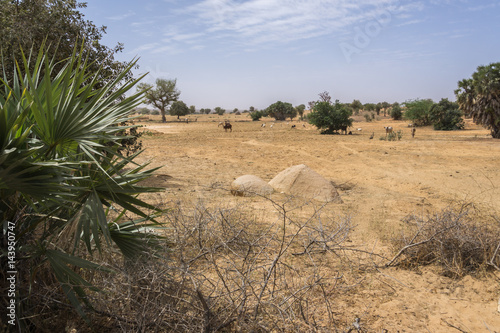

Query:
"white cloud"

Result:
[[180, 0, 413, 46], [106, 10, 135, 21]]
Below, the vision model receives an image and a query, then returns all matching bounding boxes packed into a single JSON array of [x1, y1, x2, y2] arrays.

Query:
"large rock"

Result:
[[230, 175, 274, 197], [268, 164, 342, 203]]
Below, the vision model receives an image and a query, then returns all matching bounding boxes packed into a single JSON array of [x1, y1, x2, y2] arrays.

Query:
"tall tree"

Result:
[[308, 100, 353, 134], [403, 99, 434, 126], [267, 101, 296, 121], [214, 106, 225, 115], [456, 62, 500, 138], [137, 78, 180, 122], [429, 98, 464, 130], [350, 99, 363, 115], [170, 100, 189, 119], [0, 0, 129, 87], [189, 105, 196, 114], [295, 104, 306, 120], [390, 102, 403, 120]]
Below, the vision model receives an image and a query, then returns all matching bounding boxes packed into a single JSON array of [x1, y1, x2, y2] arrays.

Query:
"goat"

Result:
[[357, 128, 362, 131], [369, 132, 374, 139], [291, 125, 296, 129], [384, 126, 393, 136], [261, 123, 266, 128], [411, 127, 416, 138]]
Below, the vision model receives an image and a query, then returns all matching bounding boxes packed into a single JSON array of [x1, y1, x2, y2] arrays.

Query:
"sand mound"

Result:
[[269, 164, 342, 203], [230, 175, 274, 197]]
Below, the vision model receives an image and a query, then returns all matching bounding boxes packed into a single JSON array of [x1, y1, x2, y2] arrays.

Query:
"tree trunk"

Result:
[[161, 112, 166, 123]]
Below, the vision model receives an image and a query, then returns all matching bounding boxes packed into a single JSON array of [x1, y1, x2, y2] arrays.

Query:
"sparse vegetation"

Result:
[[389, 205, 500, 277]]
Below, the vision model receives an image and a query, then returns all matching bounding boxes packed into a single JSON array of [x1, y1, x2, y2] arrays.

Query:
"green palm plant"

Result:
[[456, 62, 500, 138], [1, 45, 165, 321]]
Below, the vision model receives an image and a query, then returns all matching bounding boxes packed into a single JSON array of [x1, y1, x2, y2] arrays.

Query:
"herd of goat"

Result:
[[217, 121, 414, 138]]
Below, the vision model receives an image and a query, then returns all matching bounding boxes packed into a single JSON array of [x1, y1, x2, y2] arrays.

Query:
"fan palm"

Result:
[[0, 45, 165, 320], [456, 63, 500, 138]]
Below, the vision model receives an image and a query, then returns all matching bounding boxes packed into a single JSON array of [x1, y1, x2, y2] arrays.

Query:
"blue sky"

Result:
[[81, 0, 500, 110]]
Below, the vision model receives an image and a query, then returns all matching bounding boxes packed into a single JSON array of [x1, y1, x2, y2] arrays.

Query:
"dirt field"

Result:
[[135, 113, 500, 332]]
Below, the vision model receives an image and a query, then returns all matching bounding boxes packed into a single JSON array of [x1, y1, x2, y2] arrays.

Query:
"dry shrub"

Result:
[[82, 197, 362, 332], [389, 204, 500, 277], [13, 197, 381, 332]]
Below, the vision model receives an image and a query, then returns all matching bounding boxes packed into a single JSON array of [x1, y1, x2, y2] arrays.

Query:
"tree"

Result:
[[351, 99, 363, 115], [214, 106, 225, 115], [295, 104, 306, 120], [456, 62, 500, 138], [137, 78, 180, 122], [381, 101, 391, 116], [403, 98, 434, 126], [308, 100, 353, 134], [204, 108, 211, 114], [249, 106, 255, 112], [267, 101, 296, 121], [0, 46, 164, 322], [250, 110, 265, 121], [170, 100, 189, 119], [375, 103, 382, 115], [429, 98, 464, 130], [233, 108, 239, 114], [318, 91, 332, 104], [0, 0, 129, 88], [189, 105, 196, 114], [390, 102, 403, 120], [364, 103, 376, 111]]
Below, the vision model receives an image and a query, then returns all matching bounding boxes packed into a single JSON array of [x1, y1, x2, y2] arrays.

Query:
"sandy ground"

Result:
[[135, 113, 500, 332]]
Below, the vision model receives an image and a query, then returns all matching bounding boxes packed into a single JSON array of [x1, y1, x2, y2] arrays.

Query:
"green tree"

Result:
[[429, 98, 464, 130], [204, 108, 211, 114], [295, 104, 306, 120], [137, 78, 180, 123], [455, 62, 500, 138], [403, 99, 434, 126], [214, 106, 225, 115], [0, 0, 129, 87], [170, 100, 189, 119], [250, 110, 264, 121], [375, 102, 382, 115], [364, 103, 376, 111], [350, 99, 363, 115], [249, 106, 255, 112], [189, 105, 196, 114], [390, 102, 403, 120], [267, 101, 296, 121], [308, 100, 353, 134], [0, 46, 164, 322]]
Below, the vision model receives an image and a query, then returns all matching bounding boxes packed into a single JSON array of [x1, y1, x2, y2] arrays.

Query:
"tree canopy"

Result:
[[390, 102, 403, 120], [456, 62, 500, 138], [266, 101, 296, 121], [308, 100, 353, 134], [170, 100, 189, 119], [429, 98, 464, 130], [0, 0, 129, 87], [137, 78, 180, 122], [403, 98, 434, 126]]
